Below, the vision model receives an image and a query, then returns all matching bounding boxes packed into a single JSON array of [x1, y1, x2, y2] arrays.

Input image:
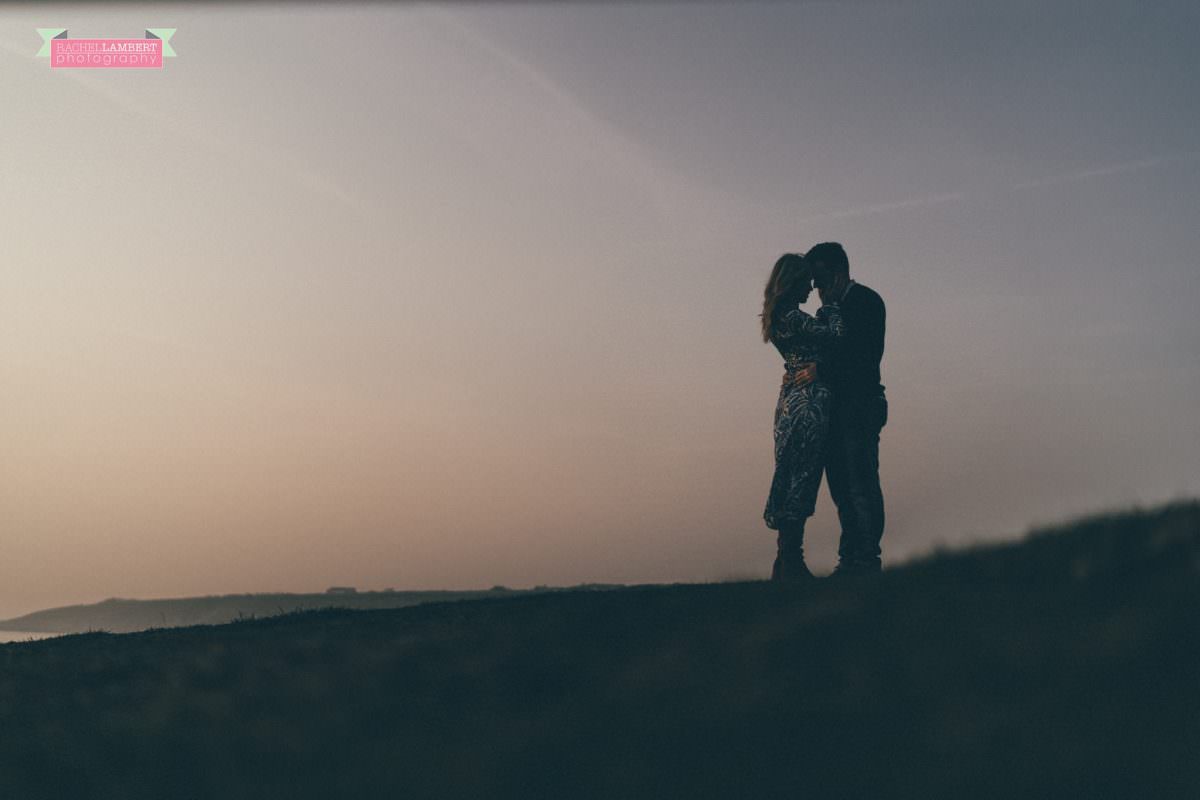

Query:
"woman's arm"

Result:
[[776, 302, 845, 342]]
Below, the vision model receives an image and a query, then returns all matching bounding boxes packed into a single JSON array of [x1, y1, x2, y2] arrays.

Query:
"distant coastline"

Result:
[[0, 584, 629, 636], [0, 630, 59, 644]]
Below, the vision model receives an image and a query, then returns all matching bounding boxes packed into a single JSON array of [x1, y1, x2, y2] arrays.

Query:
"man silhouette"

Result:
[[805, 242, 888, 577]]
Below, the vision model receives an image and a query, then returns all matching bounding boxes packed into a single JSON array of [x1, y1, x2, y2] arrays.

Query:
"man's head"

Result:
[[806, 242, 849, 290]]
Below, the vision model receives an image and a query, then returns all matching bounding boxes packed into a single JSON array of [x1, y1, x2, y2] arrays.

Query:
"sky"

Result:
[[1, 1, 1197, 619]]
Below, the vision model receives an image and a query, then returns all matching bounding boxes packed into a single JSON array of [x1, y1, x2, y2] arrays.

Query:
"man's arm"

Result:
[[868, 292, 885, 367], [788, 362, 818, 387]]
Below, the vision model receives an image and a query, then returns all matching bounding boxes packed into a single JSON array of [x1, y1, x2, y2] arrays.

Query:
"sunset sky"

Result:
[[1, 1, 1197, 619]]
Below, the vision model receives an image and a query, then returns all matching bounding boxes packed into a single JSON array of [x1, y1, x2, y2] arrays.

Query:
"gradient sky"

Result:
[[1, 1, 1198, 619]]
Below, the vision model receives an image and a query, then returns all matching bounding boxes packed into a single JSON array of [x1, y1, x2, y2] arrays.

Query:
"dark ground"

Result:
[[2, 501, 1198, 799]]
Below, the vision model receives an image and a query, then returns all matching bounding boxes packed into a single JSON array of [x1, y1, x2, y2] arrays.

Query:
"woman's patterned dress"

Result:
[[763, 301, 846, 530]]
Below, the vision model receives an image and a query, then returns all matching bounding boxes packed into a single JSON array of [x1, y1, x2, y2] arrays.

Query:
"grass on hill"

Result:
[[2, 500, 1197, 799]]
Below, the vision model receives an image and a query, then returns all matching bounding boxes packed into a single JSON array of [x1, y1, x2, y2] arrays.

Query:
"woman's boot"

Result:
[[771, 520, 815, 585]]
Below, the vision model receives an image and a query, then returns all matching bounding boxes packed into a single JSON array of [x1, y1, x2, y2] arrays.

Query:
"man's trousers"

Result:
[[826, 391, 887, 570]]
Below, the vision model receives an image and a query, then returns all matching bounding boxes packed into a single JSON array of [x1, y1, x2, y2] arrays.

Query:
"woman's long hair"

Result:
[[760, 252, 810, 343]]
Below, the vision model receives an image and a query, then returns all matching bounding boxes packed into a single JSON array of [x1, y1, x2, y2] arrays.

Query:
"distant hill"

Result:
[[1, 500, 1197, 799], [0, 584, 627, 635]]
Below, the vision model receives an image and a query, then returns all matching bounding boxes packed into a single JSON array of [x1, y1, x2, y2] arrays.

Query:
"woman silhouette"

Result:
[[759, 253, 846, 583]]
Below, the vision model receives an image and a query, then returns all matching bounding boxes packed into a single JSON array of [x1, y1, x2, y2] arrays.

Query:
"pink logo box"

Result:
[[53, 39, 162, 69]]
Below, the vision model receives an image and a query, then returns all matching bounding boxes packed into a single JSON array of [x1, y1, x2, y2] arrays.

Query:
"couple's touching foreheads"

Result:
[[759, 242, 887, 585]]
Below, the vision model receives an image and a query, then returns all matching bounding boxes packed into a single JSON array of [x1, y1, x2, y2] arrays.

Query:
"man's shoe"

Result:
[[827, 561, 881, 581]]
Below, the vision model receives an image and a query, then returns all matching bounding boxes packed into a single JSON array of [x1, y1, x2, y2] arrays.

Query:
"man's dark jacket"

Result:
[[819, 281, 886, 405]]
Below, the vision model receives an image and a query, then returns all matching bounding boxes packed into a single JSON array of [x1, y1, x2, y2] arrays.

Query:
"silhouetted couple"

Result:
[[760, 242, 887, 584]]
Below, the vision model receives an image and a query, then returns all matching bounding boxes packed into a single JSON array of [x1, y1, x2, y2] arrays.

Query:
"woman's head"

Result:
[[760, 252, 812, 343]]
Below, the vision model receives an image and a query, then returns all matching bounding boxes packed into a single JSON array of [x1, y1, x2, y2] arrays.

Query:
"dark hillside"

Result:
[[2, 501, 1197, 799]]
